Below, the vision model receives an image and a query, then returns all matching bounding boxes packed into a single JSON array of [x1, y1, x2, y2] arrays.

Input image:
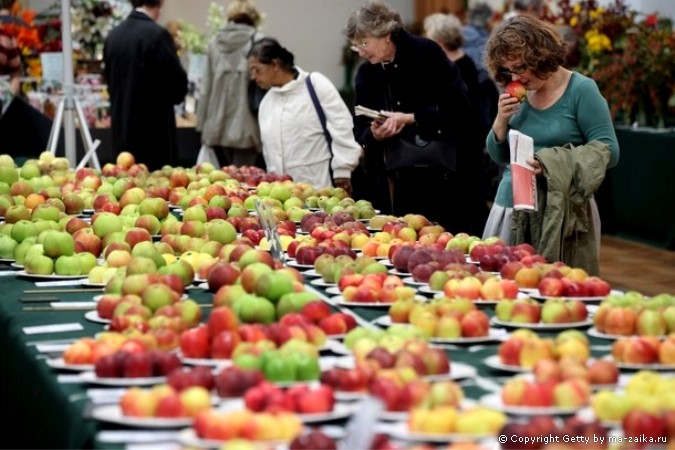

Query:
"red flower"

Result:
[[645, 13, 658, 27]]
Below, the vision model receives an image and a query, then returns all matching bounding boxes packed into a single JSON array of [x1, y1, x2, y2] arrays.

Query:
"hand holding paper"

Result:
[[509, 130, 538, 211]]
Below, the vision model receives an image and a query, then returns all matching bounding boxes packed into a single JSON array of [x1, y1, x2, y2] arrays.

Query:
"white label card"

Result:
[[23, 323, 84, 335]]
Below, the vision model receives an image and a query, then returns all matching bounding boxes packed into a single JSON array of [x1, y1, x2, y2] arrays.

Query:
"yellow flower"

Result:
[[570, 16, 578, 27], [573, 3, 581, 13]]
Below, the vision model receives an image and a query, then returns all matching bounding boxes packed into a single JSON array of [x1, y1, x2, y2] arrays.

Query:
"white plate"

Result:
[[286, 260, 314, 270], [80, 281, 106, 288], [612, 359, 675, 371], [176, 428, 287, 449], [309, 278, 337, 287], [482, 355, 529, 373], [178, 353, 231, 367], [428, 362, 477, 382], [576, 407, 620, 428], [45, 357, 94, 372], [325, 286, 341, 296], [0, 257, 15, 263], [388, 268, 409, 276], [401, 277, 427, 287], [90, 404, 192, 428], [480, 393, 585, 416], [586, 327, 645, 340], [333, 295, 393, 309], [334, 390, 367, 401], [10, 262, 23, 269], [16, 270, 88, 280], [418, 285, 443, 295], [84, 310, 110, 324], [297, 402, 355, 423], [371, 316, 412, 328], [429, 328, 508, 345], [432, 292, 531, 304], [303, 269, 321, 278], [489, 317, 593, 330], [79, 371, 167, 386], [529, 289, 623, 302], [383, 421, 496, 443]]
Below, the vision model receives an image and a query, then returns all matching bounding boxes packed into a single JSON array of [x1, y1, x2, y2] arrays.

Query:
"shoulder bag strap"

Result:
[[305, 73, 335, 184]]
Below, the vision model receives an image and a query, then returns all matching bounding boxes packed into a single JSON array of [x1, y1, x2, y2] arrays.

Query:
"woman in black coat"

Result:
[[103, 0, 187, 171], [346, 1, 476, 233]]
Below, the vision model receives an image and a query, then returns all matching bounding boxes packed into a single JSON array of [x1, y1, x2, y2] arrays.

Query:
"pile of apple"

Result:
[[243, 382, 336, 415], [409, 405, 507, 436], [338, 272, 417, 304], [501, 376, 592, 409], [440, 275, 520, 301], [497, 416, 608, 450], [299, 210, 368, 234], [497, 330, 591, 369], [288, 239, 358, 265], [94, 347, 182, 378], [221, 165, 292, 186], [365, 216, 443, 244], [61, 332, 150, 365], [192, 409, 302, 442], [469, 240, 545, 272], [371, 377, 464, 413], [594, 293, 675, 337], [232, 339, 322, 384], [281, 301, 358, 336], [389, 244, 467, 281], [532, 358, 620, 386], [358, 342, 451, 379], [212, 366, 265, 398], [313, 253, 389, 284], [119, 384, 212, 419], [592, 371, 675, 424], [387, 298, 490, 339], [611, 335, 675, 365], [494, 297, 588, 324], [21, 229, 99, 276]]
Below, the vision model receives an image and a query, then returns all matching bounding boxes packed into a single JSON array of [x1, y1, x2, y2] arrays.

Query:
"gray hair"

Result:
[[424, 13, 464, 51], [467, 3, 493, 29], [345, 1, 403, 40]]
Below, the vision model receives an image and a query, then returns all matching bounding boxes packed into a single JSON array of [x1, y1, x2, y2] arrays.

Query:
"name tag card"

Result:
[[23, 323, 84, 335]]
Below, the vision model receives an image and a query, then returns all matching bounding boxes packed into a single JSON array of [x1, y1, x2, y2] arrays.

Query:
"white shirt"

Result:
[[258, 67, 362, 188]]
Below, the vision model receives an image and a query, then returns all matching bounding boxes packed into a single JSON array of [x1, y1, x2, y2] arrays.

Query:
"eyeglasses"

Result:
[[498, 63, 528, 76], [350, 40, 370, 53]]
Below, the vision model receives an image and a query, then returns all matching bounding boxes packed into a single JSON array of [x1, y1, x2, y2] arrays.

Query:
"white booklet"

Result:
[[354, 105, 387, 122], [509, 129, 537, 211]]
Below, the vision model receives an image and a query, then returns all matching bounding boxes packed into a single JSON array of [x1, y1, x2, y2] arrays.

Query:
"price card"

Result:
[[254, 199, 285, 264], [342, 396, 384, 450]]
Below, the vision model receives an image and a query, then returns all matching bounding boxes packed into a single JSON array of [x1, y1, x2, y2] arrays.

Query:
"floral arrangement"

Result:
[[176, 2, 227, 55], [549, 0, 675, 127], [0, 2, 40, 55], [71, 0, 126, 59]]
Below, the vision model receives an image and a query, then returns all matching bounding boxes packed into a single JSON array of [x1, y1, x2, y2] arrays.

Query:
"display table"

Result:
[[597, 126, 675, 250], [0, 267, 614, 449]]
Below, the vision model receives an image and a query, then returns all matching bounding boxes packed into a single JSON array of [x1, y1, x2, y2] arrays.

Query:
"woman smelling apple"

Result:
[[482, 15, 619, 275]]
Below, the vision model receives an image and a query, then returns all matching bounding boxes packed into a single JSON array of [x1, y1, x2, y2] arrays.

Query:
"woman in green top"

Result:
[[482, 15, 619, 247]]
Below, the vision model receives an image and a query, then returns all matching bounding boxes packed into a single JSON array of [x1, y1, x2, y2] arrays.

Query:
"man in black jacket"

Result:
[[103, 0, 187, 171]]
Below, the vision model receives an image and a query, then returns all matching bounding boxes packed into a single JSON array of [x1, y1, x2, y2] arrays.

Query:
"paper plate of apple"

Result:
[[482, 355, 530, 374], [16, 270, 89, 280], [286, 260, 315, 270], [302, 269, 321, 278], [84, 310, 110, 325], [489, 316, 594, 330], [429, 328, 509, 345], [324, 286, 342, 296], [388, 268, 410, 277], [332, 296, 395, 309], [530, 288, 624, 302], [426, 362, 478, 382], [90, 404, 193, 428], [402, 277, 428, 287], [178, 354, 232, 368], [383, 422, 498, 444], [79, 371, 167, 386], [309, 278, 337, 288], [479, 393, 585, 416], [10, 262, 23, 269], [45, 357, 94, 372], [0, 257, 15, 263]]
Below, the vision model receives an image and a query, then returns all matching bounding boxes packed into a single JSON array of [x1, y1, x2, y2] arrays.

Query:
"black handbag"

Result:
[[385, 133, 457, 172]]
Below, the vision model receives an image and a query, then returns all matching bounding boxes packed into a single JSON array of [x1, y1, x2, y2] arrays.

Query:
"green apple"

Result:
[[92, 212, 123, 238], [254, 271, 295, 303], [237, 296, 276, 324], [233, 353, 262, 371], [54, 254, 83, 276], [77, 252, 99, 275], [10, 220, 37, 243], [276, 291, 319, 318], [25, 253, 54, 275], [290, 352, 320, 381], [262, 354, 296, 382], [205, 219, 237, 244], [30, 204, 61, 222], [0, 234, 17, 259], [42, 231, 75, 258]]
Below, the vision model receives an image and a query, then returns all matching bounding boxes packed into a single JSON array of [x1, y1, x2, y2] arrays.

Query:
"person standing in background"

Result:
[[423, 12, 491, 236], [463, 2, 492, 74], [197, 0, 263, 168], [248, 38, 361, 191], [103, 0, 187, 171], [346, 1, 473, 233]]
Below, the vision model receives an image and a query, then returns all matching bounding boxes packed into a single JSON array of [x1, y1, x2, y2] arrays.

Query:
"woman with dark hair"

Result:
[[197, 0, 263, 167], [103, 0, 187, 170], [247, 37, 361, 191], [483, 15, 619, 273], [346, 1, 474, 233]]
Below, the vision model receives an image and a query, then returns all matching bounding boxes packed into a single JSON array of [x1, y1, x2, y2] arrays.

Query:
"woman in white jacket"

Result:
[[248, 38, 362, 192]]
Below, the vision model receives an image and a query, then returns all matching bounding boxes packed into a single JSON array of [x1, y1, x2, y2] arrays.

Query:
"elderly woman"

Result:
[[483, 15, 619, 274], [346, 1, 474, 233], [248, 37, 361, 191]]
